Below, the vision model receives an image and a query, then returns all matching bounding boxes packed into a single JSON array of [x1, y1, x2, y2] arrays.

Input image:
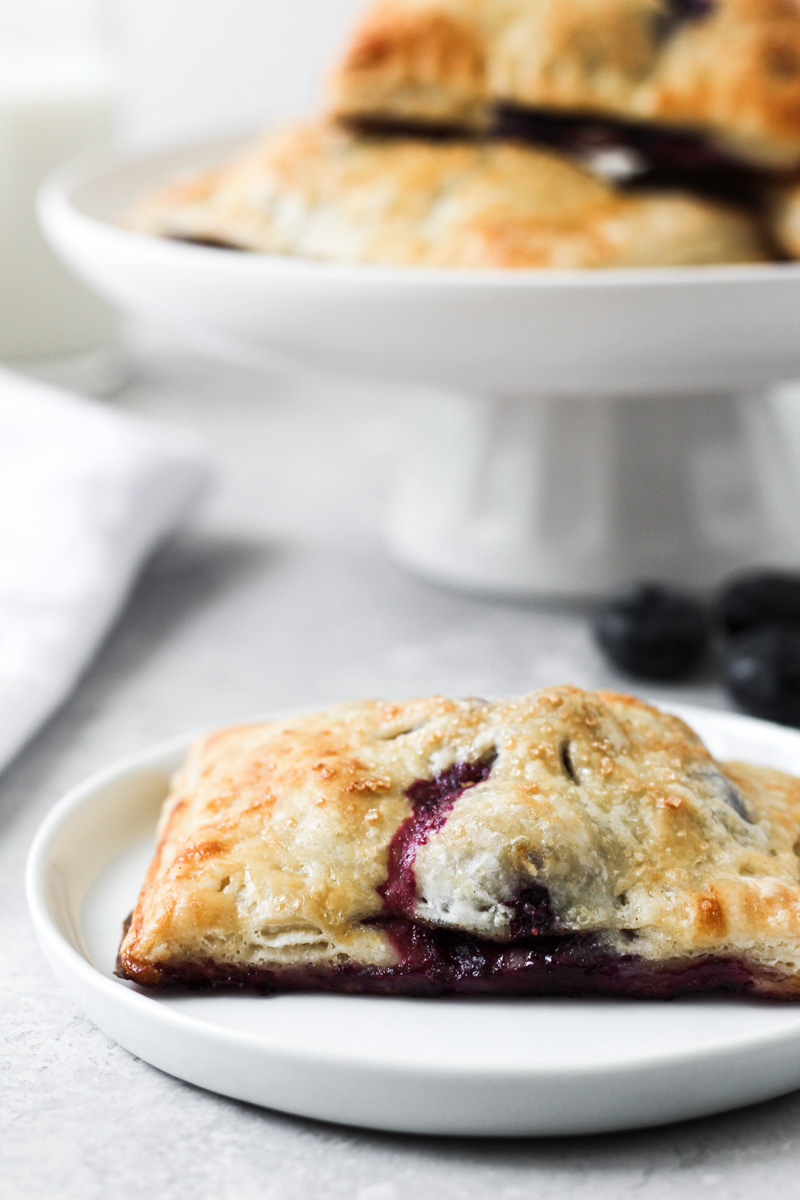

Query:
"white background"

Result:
[[116, 0, 366, 143]]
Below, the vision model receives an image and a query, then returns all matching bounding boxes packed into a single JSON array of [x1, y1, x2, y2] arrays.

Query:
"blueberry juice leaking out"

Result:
[[377, 755, 558, 976], [364, 754, 760, 998], [379, 756, 496, 917]]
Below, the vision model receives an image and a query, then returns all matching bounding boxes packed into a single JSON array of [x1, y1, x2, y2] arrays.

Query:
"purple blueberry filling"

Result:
[[492, 105, 753, 175], [509, 884, 555, 938], [346, 108, 772, 211], [120, 918, 770, 998], [352, 107, 751, 175], [656, 0, 715, 38], [378, 755, 556, 941], [668, 0, 715, 15], [370, 920, 761, 997], [345, 116, 464, 143], [170, 234, 245, 251], [379, 754, 496, 917]]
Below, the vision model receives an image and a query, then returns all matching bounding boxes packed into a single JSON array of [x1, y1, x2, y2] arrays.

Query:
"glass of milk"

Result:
[[0, 0, 122, 392]]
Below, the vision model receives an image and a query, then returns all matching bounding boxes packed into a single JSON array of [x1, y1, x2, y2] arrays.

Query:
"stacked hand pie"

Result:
[[134, 0, 800, 268]]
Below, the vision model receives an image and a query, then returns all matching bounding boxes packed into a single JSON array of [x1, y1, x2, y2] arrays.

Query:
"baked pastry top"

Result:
[[329, 0, 800, 169], [118, 687, 800, 998], [130, 120, 768, 268]]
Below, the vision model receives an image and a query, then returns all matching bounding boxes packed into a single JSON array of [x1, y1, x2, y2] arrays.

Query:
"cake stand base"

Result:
[[389, 390, 800, 597]]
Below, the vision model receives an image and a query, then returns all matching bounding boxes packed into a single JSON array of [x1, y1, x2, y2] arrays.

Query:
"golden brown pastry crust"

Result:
[[118, 687, 800, 997], [329, 0, 800, 168], [767, 174, 800, 252], [130, 120, 768, 268]]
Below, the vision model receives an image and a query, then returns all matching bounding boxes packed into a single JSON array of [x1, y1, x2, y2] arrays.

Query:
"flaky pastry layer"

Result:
[[329, 0, 800, 168], [118, 688, 800, 998], [130, 120, 768, 268]]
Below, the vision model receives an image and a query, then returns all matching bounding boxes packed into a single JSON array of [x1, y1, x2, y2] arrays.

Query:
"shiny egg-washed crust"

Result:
[[118, 687, 800, 996], [329, 0, 800, 168], [130, 120, 769, 268]]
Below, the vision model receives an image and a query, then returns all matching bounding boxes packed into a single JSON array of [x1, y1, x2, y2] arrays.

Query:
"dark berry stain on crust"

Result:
[[508, 885, 555, 938], [344, 115, 465, 143], [559, 740, 578, 784], [488, 106, 780, 210], [717, 775, 751, 823], [656, 0, 715, 39], [344, 108, 785, 211], [667, 0, 714, 15], [116, 916, 770, 999], [169, 234, 246, 251], [379, 754, 496, 917], [354, 106, 758, 177], [492, 105, 753, 174]]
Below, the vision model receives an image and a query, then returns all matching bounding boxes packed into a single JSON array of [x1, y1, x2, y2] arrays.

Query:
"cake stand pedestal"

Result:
[[39, 136, 800, 598], [390, 389, 800, 596]]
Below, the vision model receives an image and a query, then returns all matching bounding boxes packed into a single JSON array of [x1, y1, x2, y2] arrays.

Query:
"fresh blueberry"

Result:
[[724, 626, 800, 726], [593, 582, 709, 680], [719, 571, 800, 636]]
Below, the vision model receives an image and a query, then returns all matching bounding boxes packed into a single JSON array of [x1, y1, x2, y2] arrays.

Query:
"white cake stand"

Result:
[[40, 136, 800, 595]]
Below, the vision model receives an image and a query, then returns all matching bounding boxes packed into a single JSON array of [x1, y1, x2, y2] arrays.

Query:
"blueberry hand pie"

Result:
[[117, 687, 800, 998], [130, 120, 768, 267], [330, 0, 800, 170]]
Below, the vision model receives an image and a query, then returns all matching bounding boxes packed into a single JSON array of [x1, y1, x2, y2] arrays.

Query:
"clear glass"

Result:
[[0, 0, 123, 389], [1, 0, 106, 48]]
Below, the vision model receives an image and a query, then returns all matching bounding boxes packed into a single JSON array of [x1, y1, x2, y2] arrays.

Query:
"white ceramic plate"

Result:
[[39, 136, 800, 395], [25, 703, 800, 1137]]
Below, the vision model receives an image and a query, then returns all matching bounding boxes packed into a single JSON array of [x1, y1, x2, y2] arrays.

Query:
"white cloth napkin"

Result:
[[0, 367, 209, 772]]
